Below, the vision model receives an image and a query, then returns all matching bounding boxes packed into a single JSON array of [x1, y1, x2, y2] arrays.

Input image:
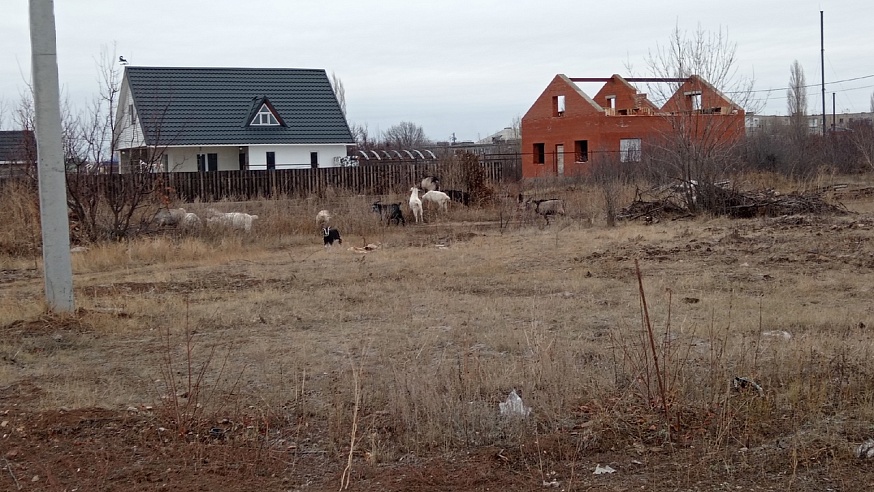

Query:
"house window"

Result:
[[619, 138, 641, 163], [533, 143, 545, 164], [606, 96, 616, 110], [250, 104, 280, 126], [553, 95, 565, 116], [574, 140, 589, 162], [310, 152, 319, 169], [266, 151, 276, 170], [129, 104, 135, 125], [197, 153, 218, 172]]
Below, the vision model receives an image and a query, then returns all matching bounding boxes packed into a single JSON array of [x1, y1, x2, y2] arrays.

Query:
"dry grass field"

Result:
[[2, 175, 874, 491]]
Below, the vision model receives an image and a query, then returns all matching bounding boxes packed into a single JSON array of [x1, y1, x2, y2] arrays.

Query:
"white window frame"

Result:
[[250, 104, 280, 126], [619, 138, 641, 163]]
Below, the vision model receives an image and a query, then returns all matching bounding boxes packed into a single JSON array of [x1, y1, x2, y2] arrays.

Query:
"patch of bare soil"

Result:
[[1, 405, 867, 491]]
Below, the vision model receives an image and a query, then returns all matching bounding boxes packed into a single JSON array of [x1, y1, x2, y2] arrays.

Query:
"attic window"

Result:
[[250, 104, 280, 126]]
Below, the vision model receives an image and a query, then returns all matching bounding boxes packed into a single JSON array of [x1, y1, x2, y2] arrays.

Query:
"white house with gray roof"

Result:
[[115, 66, 354, 173]]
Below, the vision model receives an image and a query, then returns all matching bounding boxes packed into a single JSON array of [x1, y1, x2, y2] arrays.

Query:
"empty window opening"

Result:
[[574, 140, 589, 162], [266, 151, 276, 170], [251, 104, 280, 126], [553, 95, 566, 116], [685, 91, 702, 111], [619, 138, 641, 163], [606, 96, 616, 110], [310, 152, 319, 169], [533, 143, 545, 164]]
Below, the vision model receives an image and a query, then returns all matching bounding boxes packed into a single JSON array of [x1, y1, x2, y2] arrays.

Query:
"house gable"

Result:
[[661, 75, 743, 115], [522, 74, 602, 123], [592, 75, 659, 114]]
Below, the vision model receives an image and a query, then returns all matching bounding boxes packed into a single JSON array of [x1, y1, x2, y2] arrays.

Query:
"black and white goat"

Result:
[[322, 227, 342, 247], [371, 202, 406, 226], [420, 176, 441, 192]]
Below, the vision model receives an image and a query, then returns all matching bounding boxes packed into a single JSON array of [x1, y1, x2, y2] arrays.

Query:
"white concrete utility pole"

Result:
[[29, 0, 74, 312]]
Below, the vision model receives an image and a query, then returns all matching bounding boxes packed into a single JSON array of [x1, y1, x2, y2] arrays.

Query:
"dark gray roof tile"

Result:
[[125, 67, 354, 146]]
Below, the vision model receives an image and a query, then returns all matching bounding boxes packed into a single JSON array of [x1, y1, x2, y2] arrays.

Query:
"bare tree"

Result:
[[383, 121, 429, 149], [0, 98, 8, 130], [350, 122, 374, 150], [787, 60, 808, 142], [64, 45, 162, 241], [330, 72, 346, 116], [642, 24, 755, 211]]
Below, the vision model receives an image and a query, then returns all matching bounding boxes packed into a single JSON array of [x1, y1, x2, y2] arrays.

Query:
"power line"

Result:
[[724, 74, 874, 95]]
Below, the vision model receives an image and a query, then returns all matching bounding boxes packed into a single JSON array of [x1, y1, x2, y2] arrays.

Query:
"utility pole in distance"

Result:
[[29, 0, 74, 312]]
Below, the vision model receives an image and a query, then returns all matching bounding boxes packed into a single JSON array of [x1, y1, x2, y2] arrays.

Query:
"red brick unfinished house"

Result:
[[520, 74, 745, 178]]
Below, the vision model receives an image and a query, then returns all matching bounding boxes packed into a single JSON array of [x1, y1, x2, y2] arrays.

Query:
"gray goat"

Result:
[[522, 197, 566, 224]]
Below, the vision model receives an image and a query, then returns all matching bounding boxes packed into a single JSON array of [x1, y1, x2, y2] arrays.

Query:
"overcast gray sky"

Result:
[[2, 0, 872, 142]]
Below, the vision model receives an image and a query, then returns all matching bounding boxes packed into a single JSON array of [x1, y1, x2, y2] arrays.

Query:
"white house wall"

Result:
[[115, 82, 145, 150], [165, 147, 240, 172], [248, 145, 348, 170]]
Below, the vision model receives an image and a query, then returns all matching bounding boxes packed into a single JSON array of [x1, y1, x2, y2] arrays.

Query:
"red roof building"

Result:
[[520, 74, 745, 178]]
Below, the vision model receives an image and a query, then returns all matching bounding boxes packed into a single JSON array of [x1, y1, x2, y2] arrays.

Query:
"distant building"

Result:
[[115, 66, 354, 173], [520, 74, 745, 178], [746, 112, 874, 134], [0, 130, 36, 177], [476, 127, 520, 145]]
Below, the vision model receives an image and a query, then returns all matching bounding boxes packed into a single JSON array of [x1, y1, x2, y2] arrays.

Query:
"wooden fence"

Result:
[[1, 156, 522, 203]]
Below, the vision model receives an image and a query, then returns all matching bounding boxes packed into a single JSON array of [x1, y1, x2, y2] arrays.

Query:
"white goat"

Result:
[[421, 190, 450, 213], [180, 212, 201, 229], [316, 209, 332, 227], [408, 187, 423, 223], [154, 207, 187, 227], [206, 212, 259, 232]]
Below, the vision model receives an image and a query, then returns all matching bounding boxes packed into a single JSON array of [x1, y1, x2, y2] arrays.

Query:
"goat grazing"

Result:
[[206, 212, 259, 232], [421, 190, 450, 212], [420, 176, 441, 192], [323, 227, 342, 246], [443, 189, 471, 206], [526, 198, 566, 224], [409, 187, 423, 223], [154, 207, 187, 227], [371, 202, 406, 226], [316, 209, 332, 227]]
